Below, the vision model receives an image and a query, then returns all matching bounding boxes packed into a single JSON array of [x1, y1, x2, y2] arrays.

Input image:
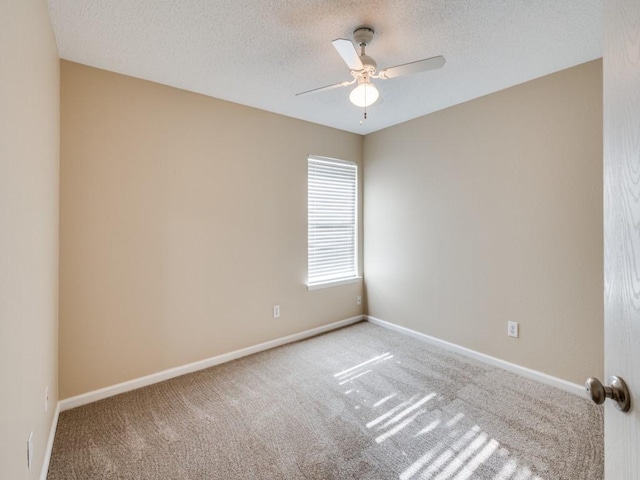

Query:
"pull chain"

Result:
[[360, 107, 368, 125], [360, 85, 368, 125]]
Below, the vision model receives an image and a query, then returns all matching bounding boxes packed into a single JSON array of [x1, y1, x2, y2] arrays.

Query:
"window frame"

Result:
[[307, 155, 361, 290]]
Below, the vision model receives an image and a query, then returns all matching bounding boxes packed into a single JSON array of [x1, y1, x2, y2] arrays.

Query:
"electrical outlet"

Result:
[[45, 386, 49, 413], [357, 295, 362, 305], [273, 305, 280, 318], [27, 432, 33, 470], [508, 321, 519, 338]]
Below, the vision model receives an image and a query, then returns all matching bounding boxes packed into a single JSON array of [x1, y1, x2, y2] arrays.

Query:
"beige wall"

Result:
[[59, 61, 364, 398], [59, 55, 602, 395], [0, 1, 60, 478], [363, 60, 603, 385]]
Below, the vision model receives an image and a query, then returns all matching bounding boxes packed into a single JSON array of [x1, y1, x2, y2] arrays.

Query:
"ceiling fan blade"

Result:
[[295, 79, 354, 97], [332, 38, 364, 71], [379, 55, 446, 79]]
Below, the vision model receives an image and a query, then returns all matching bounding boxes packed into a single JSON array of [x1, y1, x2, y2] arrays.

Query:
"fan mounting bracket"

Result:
[[353, 27, 374, 47]]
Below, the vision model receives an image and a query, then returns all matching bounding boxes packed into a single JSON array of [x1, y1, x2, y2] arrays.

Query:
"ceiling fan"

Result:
[[297, 27, 446, 109]]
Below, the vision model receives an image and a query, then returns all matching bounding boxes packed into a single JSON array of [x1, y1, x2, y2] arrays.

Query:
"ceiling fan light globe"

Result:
[[349, 83, 379, 107]]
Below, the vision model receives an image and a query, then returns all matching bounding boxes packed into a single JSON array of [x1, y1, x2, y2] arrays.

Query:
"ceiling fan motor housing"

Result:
[[359, 55, 377, 73]]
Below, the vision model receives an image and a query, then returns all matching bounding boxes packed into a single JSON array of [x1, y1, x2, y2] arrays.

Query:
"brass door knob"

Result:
[[585, 376, 631, 412]]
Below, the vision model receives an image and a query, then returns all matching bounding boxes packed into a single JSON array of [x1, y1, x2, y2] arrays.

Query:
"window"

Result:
[[308, 156, 359, 289]]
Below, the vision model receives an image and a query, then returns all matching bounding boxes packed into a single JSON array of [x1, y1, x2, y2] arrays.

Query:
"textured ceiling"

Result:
[[48, 0, 602, 135]]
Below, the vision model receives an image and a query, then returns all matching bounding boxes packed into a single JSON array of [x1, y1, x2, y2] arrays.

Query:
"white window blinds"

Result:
[[308, 156, 358, 285]]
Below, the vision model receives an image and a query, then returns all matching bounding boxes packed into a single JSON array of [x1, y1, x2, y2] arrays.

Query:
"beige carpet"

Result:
[[48, 322, 603, 479]]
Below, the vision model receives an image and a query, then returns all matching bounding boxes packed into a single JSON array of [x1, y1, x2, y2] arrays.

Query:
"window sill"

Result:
[[307, 276, 362, 291]]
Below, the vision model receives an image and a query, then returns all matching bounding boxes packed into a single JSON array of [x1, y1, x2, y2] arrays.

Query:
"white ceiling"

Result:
[[48, 0, 602, 135]]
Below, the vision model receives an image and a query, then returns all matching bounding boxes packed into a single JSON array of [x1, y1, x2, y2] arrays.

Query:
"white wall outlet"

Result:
[[273, 305, 280, 318], [45, 386, 50, 413], [508, 321, 519, 338], [357, 295, 362, 305], [27, 431, 33, 470]]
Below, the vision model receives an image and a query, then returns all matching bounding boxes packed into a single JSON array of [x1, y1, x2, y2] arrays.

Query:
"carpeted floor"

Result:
[[48, 322, 603, 479]]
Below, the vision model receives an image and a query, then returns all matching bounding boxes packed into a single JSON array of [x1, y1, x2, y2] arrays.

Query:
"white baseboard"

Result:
[[40, 402, 60, 480], [366, 315, 586, 398], [59, 315, 364, 412]]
